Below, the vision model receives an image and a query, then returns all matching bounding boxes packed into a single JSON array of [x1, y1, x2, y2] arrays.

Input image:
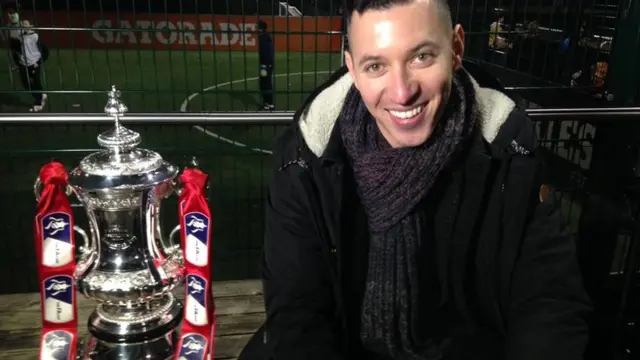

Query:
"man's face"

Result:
[[7, 10, 18, 24], [345, 0, 464, 148]]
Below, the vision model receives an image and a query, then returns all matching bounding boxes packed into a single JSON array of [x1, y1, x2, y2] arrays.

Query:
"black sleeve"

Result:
[[37, 39, 48, 63], [10, 37, 21, 66], [505, 158, 593, 360], [260, 151, 346, 360], [259, 34, 274, 66]]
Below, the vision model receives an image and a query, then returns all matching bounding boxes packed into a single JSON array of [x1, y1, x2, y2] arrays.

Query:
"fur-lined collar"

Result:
[[298, 69, 516, 158]]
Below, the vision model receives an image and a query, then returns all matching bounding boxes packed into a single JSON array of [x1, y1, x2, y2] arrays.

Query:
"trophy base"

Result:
[[80, 292, 183, 359], [88, 292, 183, 343], [76, 329, 178, 360]]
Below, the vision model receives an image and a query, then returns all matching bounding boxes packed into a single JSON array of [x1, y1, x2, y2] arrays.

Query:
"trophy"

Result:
[[33, 86, 216, 359]]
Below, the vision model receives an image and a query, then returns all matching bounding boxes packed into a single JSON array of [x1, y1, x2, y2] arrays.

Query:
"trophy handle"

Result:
[[33, 176, 73, 202], [157, 203, 182, 261], [168, 224, 181, 251], [74, 225, 96, 278]]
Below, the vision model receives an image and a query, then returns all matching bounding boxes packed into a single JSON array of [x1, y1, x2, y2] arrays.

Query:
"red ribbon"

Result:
[[175, 168, 216, 360], [35, 162, 78, 359]]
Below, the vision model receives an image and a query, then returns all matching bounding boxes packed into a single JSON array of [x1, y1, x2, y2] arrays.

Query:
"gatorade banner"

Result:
[[29, 12, 343, 52]]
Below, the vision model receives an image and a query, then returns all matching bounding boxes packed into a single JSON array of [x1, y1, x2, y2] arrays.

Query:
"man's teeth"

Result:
[[389, 106, 423, 119]]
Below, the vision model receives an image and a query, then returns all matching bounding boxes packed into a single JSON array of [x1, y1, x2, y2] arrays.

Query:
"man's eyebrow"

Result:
[[409, 40, 440, 53], [357, 40, 441, 67], [358, 55, 384, 67]]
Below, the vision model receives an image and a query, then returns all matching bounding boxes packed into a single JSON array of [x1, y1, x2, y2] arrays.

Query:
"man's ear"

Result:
[[344, 50, 359, 90], [452, 24, 465, 71]]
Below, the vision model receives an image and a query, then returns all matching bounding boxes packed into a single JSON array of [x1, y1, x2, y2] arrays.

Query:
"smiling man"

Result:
[[238, 1, 592, 360]]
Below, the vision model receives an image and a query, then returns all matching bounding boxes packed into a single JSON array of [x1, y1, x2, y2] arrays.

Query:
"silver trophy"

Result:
[[35, 86, 186, 359]]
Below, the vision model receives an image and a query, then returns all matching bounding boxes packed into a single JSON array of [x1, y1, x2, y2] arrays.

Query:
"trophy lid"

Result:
[[68, 86, 178, 191], [97, 86, 140, 150]]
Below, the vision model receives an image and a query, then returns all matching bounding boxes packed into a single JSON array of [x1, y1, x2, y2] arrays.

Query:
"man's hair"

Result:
[[344, 0, 453, 32]]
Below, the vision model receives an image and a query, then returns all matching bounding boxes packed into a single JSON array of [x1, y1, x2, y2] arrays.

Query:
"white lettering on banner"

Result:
[[90, 19, 259, 47], [91, 20, 113, 43], [240, 23, 256, 46], [199, 22, 214, 45], [177, 21, 197, 45], [155, 20, 178, 44], [113, 20, 154, 44], [136, 20, 154, 44], [216, 22, 240, 45], [115, 20, 136, 44]]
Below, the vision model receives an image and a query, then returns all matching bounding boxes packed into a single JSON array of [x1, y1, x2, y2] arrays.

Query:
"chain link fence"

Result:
[[0, 110, 636, 291], [1, 1, 639, 356], [0, 0, 344, 112], [1, 0, 616, 113]]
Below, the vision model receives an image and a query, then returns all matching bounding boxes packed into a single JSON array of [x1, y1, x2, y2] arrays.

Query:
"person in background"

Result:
[[238, 0, 591, 359], [16, 19, 48, 112], [488, 12, 509, 49], [571, 54, 609, 89], [525, 20, 539, 39], [257, 20, 275, 111], [562, 35, 571, 53], [3, 7, 21, 69]]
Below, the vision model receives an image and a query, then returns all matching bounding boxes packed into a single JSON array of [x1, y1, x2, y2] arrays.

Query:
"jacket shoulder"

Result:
[[270, 122, 315, 171], [271, 66, 348, 167], [465, 61, 535, 157], [490, 105, 539, 159], [493, 107, 546, 202]]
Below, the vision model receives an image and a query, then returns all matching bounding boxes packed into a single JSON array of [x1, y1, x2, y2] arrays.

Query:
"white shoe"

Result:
[[29, 94, 47, 112]]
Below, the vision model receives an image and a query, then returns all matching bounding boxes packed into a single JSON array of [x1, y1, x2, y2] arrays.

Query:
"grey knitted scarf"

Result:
[[339, 69, 478, 359]]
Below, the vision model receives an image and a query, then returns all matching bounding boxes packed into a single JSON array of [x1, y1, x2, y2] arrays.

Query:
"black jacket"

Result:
[[239, 65, 592, 360], [9, 36, 21, 66], [258, 31, 274, 67]]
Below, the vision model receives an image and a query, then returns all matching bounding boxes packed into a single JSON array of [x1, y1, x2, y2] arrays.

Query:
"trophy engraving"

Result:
[[33, 86, 215, 359]]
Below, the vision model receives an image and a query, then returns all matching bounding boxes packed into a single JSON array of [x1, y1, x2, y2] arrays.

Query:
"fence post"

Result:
[[607, 1, 640, 106], [341, 34, 345, 66]]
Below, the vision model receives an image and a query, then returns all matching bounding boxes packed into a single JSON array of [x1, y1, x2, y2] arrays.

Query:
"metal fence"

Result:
[[1, 0, 638, 357], [0, 108, 637, 285], [0, 109, 639, 358], [0, 0, 617, 112]]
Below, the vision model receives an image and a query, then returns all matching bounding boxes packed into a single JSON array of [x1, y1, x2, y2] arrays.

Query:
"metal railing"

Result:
[[3, 106, 640, 123]]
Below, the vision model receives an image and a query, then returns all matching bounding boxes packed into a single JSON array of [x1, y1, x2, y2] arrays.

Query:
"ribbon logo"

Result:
[[40, 330, 74, 360], [185, 274, 209, 326], [43, 275, 74, 324], [41, 213, 73, 267], [184, 212, 209, 267], [177, 333, 208, 360]]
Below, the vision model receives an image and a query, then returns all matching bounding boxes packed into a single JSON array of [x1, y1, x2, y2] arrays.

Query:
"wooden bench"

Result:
[[0, 279, 264, 359]]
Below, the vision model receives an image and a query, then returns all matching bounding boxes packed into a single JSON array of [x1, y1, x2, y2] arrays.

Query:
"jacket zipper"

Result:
[[293, 156, 349, 345]]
